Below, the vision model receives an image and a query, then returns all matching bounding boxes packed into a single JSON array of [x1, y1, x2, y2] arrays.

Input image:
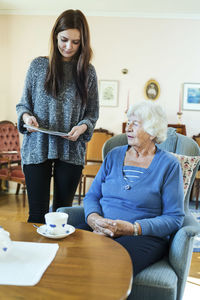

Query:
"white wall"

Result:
[[0, 15, 200, 137], [89, 17, 200, 136], [0, 16, 10, 119]]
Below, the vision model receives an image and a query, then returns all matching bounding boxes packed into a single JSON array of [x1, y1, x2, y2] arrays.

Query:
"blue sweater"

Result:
[[84, 146, 185, 238]]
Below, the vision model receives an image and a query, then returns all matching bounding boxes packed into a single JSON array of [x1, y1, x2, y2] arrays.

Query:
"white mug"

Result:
[[45, 212, 69, 235]]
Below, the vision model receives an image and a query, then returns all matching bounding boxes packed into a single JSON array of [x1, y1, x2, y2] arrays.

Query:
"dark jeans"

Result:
[[76, 223, 169, 277], [23, 160, 82, 224]]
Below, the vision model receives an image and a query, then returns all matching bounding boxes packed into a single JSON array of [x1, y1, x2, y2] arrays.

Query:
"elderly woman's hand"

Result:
[[87, 214, 139, 238], [95, 219, 136, 238], [87, 213, 112, 236]]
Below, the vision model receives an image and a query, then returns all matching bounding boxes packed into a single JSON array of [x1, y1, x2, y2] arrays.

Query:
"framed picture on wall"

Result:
[[99, 80, 118, 107], [144, 79, 160, 100], [183, 83, 200, 111]]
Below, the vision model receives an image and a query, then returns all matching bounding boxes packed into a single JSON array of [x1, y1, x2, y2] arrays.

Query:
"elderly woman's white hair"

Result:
[[127, 101, 168, 144]]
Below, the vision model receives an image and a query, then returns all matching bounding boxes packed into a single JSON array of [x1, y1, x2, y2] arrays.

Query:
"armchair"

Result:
[[0, 121, 26, 206], [57, 127, 200, 300]]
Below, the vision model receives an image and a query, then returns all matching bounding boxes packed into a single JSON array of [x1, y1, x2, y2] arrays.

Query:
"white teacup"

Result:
[[45, 212, 69, 235]]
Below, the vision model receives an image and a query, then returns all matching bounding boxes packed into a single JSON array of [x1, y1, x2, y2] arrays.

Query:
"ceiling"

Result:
[[1, 0, 200, 18]]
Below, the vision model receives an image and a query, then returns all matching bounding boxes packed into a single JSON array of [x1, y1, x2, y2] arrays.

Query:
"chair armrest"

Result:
[[169, 224, 200, 299], [0, 151, 18, 155], [183, 214, 200, 227], [57, 206, 85, 226], [0, 151, 20, 164], [169, 224, 200, 276], [0, 155, 10, 167], [0, 156, 10, 162]]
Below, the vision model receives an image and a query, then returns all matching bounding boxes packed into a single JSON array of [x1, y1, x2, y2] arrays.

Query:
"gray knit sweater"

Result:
[[16, 57, 99, 166]]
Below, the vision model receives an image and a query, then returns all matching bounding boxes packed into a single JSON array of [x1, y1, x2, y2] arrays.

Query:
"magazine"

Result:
[[23, 124, 69, 137]]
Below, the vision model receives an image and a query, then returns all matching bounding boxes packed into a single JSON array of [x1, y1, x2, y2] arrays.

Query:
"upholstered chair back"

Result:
[[0, 121, 21, 162], [102, 127, 200, 214]]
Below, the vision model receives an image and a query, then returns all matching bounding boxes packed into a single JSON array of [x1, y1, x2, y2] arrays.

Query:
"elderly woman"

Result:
[[79, 101, 184, 276]]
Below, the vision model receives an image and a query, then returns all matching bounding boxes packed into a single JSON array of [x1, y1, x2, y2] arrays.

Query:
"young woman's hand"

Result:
[[65, 124, 87, 141], [23, 113, 39, 132]]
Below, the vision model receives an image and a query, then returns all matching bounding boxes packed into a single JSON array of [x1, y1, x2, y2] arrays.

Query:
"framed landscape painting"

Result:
[[99, 80, 118, 107], [183, 83, 200, 111]]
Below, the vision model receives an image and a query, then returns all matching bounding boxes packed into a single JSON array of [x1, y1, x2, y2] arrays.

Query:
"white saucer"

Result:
[[36, 224, 75, 239]]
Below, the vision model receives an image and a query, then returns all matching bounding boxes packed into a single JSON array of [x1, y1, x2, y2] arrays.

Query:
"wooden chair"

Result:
[[190, 133, 200, 209], [0, 121, 26, 206], [192, 133, 200, 146], [167, 124, 187, 136], [122, 122, 187, 136], [78, 128, 113, 204]]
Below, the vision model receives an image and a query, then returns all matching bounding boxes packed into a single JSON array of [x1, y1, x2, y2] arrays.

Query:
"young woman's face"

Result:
[[57, 29, 81, 61]]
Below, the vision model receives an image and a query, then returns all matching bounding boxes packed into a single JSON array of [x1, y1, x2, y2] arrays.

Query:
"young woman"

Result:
[[16, 10, 99, 223]]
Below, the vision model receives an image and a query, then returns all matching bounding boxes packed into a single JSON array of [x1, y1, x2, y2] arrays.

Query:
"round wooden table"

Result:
[[0, 222, 133, 300]]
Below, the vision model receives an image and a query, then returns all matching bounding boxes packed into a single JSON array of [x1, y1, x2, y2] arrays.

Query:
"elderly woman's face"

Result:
[[126, 115, 152, 148]]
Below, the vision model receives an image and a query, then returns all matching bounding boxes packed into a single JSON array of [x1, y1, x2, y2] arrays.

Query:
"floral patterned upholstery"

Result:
[[0, 121, 21, 162], [171, 153, 200, 197]]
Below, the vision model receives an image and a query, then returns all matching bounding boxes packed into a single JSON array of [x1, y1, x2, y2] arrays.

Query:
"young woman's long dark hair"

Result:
[[44, 10, 93, 105]]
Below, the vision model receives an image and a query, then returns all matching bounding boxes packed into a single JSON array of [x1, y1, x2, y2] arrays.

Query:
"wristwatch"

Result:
[[133, 222, 139, 236]]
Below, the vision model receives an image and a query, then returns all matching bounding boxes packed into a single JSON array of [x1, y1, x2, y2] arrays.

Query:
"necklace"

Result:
[[123, 170, 135, 191], [123, 165, 144, 191], [123, 146, 157, 191], [123, 175, 134, 190], [124, 183, 131, 190]]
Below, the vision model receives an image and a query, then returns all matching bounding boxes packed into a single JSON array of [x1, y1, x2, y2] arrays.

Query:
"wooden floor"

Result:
[[0, 192, 29, 223], [0, 192, 200, 286]]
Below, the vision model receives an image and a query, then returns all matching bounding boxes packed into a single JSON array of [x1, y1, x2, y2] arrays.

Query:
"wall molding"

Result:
[[1, 9, 200, 20]]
